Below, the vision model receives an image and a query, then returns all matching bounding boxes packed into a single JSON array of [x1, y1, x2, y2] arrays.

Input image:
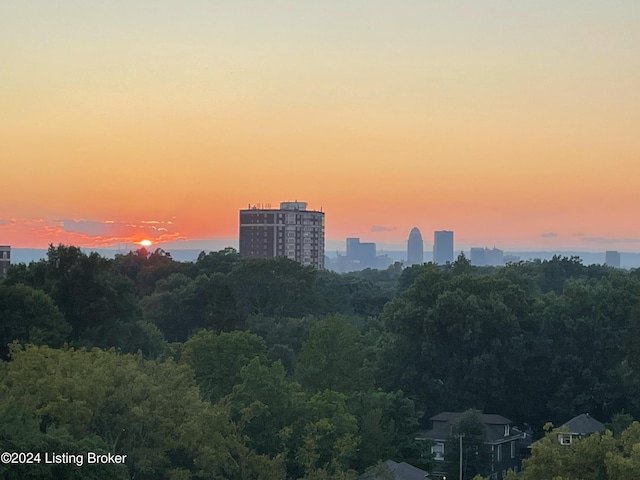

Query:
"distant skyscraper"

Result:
[[605, 250, 621, 268], [0, 245, 10, 277], [433, 231, 454, 264], [239, 201, 325, 268], [407, 227, 424, 265], [470, 247, 486, 266], [345, 238, 376, 269]]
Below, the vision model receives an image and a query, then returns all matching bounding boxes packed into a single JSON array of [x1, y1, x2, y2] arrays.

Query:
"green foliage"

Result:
[[445, 409, 490, 480], [296, 315, 373, 394], [5, 245, 162, 355], [297, 390, 359, 477], [180, 329, 267, 402], [0, 284, 71, 358], [141, 273, 241, 342], [0, 344, 284, 479], [228, 357, 305, 458], [229, 257, 318, 317], [347, 390, 423, 471], [113, 248, 187, 297]]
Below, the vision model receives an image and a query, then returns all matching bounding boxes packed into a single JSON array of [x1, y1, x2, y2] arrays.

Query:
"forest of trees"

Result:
[[2, 245, 640, 479]]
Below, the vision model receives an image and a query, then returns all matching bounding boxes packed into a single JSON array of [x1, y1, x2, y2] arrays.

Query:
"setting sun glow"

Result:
[[140, 240, 152, 247]]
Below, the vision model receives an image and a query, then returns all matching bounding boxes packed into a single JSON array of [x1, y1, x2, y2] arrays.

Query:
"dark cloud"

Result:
[[371, 225, 397, 232], [539, 232, 558, 238]]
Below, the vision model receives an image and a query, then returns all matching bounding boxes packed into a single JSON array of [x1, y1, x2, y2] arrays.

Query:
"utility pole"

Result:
[[458, 433, 464, 480]]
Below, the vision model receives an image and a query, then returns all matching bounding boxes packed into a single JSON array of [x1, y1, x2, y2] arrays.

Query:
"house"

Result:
[[360, 460, 432, 480], [556, 413, 605, 445], [415, 411, 531, 480]]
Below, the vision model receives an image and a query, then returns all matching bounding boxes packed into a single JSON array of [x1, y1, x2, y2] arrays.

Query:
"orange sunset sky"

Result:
[[1, 1, 639, 252]]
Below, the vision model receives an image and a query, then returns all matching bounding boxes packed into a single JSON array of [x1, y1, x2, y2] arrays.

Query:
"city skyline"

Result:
[[2, 2, 639, 251]]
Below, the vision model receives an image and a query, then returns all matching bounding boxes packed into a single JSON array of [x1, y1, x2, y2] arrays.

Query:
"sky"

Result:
[[2, 1, 639, 252]]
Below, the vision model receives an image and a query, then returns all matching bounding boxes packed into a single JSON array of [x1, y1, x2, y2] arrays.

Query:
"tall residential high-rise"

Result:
[[407, 227, 424, 265], [0, 245, 10, 277], [605, 250, 621, 268], [433, 230, 454, 264], [239, 201, 325, 268]]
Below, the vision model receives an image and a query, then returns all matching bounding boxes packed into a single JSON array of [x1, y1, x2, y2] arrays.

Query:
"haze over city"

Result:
[[2, 1, 639, 252]]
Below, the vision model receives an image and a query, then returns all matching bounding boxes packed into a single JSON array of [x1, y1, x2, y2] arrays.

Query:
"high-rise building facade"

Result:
[[470, 247, 486, 266], [345, 237, 376, 269], [407, 227, 424, 265], [0, 245, 10, 277], [605, 250, 621, 268], [239, 202, 325, 268], [433, 230, 454, 264]]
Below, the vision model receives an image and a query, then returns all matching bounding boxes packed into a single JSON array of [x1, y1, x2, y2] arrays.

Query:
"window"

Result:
[[496, 444, 502, 462], [559, 434, 572, 445], [511, 441, 516, 459], [504, 424, 510, 436], [431, 442, 445, 461]]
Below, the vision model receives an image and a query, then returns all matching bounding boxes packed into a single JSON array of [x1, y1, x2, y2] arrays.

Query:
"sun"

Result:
[[139, 239, 152, 247]]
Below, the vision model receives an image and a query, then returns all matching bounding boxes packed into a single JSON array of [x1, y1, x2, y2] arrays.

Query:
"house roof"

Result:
[[430, 412, 513, 425], [360, 460, 431, 480], [416, 411, 523, 444], [562, 413, 605, 435]]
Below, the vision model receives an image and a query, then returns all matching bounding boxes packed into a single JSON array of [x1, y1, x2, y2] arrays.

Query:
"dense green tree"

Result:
[[0, 284, 71, 358], [191, 247, 241, 276], [5, 245, 162, 355], [378, 271, 533, 420], [229, 257, 317, 317], [296, 315, 373, 394], [297, 390, 360, 478], [445, 409, 491, 480], [347, 390, 424, 472], [0, 343, 284, 480], [113, 247, 187, 297], [180, 329, 267, 403], [227, 357, 305, 457], [141, 273, 241, 342]]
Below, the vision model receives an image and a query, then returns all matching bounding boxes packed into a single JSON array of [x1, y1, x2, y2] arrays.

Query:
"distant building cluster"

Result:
[[329, 238, 393, 273], [238, 201, 324, 269], [0, 245, 10, 277], [236, 204, 630, 272], [470, 247, 505, 266]]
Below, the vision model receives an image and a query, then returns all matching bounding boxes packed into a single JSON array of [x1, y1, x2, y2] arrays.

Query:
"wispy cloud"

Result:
[[371, 225, 397, 232], [6, 218, 183, 248], [539, 232, 558, 238]]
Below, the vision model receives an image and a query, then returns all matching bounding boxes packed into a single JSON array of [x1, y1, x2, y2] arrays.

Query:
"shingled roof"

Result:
[[416, 411, 523, 444], [562, 413, 605, 436], [360, 460, 431, 480]]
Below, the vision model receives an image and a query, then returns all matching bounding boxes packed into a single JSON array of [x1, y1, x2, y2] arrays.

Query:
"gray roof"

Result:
[[430, 412, 512, 425], [360, 460, 431, 480], [562, 413, 605, 435], [416, 411, 523, 444]]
